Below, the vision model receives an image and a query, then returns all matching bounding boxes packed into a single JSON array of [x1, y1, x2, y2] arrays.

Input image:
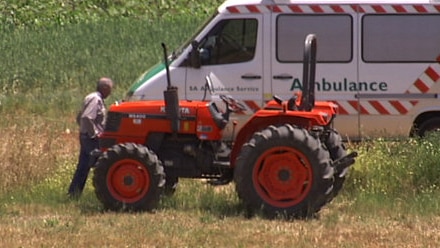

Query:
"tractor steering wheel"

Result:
[[220, 95, 247, 112]]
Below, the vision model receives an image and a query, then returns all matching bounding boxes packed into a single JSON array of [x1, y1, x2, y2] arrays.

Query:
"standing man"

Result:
[[68, 77, 114, 198]]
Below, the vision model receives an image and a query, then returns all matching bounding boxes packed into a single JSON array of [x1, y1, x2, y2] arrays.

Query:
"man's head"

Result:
[[97, 77, 114, 99]]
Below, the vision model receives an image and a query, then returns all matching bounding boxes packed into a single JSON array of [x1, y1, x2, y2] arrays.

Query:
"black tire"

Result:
[[93, 143, 165, 212], [324, 129, 348, 200], [234, 125, 333, 219], [416, 117, 440, 137]]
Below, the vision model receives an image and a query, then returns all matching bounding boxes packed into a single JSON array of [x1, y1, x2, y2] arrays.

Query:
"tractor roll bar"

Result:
[[299, 34, 317, 112]]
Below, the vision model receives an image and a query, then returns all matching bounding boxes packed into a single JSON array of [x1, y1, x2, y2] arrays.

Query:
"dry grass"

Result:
[[0, 115, 77, 194], [0, 195, 439, 248]]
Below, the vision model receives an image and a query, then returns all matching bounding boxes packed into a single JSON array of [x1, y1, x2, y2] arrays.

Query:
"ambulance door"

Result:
[[270, 11, 360, 139], [185, 15, 264, 107], [184, 14, 265, 137]]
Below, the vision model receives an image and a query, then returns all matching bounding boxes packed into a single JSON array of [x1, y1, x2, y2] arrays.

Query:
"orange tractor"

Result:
[[92, 35, 357, 219]]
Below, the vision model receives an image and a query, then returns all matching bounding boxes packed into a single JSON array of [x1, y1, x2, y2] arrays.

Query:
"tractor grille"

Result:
[[104, 112, 123, 132]]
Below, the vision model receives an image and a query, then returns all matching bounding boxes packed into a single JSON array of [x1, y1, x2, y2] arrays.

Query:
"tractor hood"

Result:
[[109, 99, 208, 117]]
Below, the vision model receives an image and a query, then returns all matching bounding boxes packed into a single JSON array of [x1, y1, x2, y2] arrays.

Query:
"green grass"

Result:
[[0, 16, 207, 117], [346, 134, 440, 197]]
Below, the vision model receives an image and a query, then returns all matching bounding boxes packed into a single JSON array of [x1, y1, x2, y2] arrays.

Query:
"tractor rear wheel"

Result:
[[325, 129, 348, 200], [93, 143, 165, 211], [234, 125, 333, 219]]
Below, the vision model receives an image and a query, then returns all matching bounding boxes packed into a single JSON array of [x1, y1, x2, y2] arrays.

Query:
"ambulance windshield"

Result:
[[171, 13, 217, 60]]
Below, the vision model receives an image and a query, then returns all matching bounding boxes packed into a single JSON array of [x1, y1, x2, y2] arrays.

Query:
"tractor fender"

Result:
[[230, 115, 313, 167]]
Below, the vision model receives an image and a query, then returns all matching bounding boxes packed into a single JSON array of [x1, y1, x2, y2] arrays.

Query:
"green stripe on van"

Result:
[[126, 63, 165, 96]]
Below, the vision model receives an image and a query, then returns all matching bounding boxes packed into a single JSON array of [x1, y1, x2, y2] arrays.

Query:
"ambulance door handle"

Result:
[[273, 74, 293, 80], [241, 74, 261, 79]]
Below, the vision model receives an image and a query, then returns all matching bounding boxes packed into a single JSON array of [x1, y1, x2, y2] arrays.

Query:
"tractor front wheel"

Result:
[[234, 125, 333, 219], [93, 143, 165, 211]]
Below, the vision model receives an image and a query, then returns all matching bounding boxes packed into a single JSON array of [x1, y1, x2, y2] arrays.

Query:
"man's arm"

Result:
[[80, 96, 101, 138]]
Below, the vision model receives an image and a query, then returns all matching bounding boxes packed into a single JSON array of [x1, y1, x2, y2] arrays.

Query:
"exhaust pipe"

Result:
[[162, 43, 180, 133]]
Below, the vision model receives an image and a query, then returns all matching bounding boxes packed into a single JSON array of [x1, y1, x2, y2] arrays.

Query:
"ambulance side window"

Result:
[[363, 14, 440, 62], [277, 14, 352, 63], [198, 18, 258, 65]]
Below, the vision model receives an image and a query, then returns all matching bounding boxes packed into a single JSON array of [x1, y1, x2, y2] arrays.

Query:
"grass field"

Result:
[[1, 107, 440, 247], [1, 1, 440, 247], [1, 155, 439, 247]]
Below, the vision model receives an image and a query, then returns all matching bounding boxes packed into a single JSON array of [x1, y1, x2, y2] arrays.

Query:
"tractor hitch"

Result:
[[332, 151, 357, 176]]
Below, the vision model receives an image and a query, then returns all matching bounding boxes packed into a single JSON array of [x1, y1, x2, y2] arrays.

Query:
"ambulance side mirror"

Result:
[[189, 40, 201, 69]]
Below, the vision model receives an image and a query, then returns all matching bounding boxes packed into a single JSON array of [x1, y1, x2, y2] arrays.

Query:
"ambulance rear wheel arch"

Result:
[[411, 112, 440, 137]]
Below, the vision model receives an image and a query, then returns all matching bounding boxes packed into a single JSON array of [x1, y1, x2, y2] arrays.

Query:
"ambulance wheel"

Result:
[[416, 117, 440, 137], [234, 125, 333, 219], [325, 129, 348, 201], [93, 143, 165, 212]]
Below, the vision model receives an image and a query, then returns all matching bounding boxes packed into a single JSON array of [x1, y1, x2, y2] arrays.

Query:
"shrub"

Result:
[[345, 134, 440, 197]]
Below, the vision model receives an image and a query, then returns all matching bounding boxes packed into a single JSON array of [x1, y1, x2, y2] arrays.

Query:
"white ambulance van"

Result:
[[126, 0, 440, 139]]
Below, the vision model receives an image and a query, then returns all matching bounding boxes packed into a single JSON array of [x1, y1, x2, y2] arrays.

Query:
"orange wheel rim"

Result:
[[107, 159, 150, 203], [252, 146, 313, 207]]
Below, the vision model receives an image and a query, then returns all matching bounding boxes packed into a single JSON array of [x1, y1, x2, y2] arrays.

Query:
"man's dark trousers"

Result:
[[68, 133, 99, 197]]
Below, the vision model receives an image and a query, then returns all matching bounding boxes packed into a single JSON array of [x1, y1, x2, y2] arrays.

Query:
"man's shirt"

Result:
[[79, 91, 105, 138]]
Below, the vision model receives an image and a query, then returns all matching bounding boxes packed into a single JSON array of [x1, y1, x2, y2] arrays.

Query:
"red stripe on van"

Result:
[[348, 101, 369, 115], [389, 100, 408, 114], [354, 5, 365, 13], [331, 5, 345, 13], [226, 6, 240, 13], [369, 101, 390, 115], [334, 102, 349, 115], [410, 100, 419, 106], [247, 5, 261, 13], [413, 5, 428, 13], [414, 79, 430, 93], [271, 5, 282, 13], [425, 66, 440, 82], [435, 5, 440, 12], [288, 5, 303, 13], [310, 5, 324, 13], [372, 5, 386, 13], [392, 5, 407, 13]]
